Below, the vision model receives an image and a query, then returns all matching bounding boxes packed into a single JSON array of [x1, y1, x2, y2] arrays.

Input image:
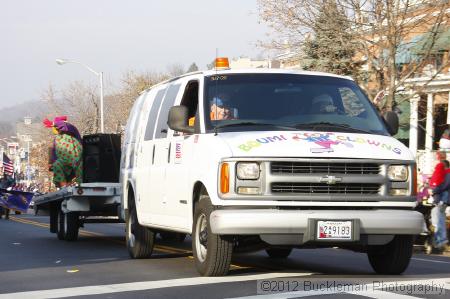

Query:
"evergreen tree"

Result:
[[187, 63, 199, 72], [302, 0, 361, 79]]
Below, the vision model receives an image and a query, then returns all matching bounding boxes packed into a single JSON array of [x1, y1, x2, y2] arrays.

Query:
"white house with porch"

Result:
[[406, 73, 450, 175]]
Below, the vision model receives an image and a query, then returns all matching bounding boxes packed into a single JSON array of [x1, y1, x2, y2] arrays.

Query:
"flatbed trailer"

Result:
[[34, 182, 122, 241]]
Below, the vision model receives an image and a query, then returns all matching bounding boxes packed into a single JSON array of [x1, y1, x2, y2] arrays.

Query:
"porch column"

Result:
[[424, 93, 434, 174], [409, 95, 419, 157], [448, 91, 450, 124]]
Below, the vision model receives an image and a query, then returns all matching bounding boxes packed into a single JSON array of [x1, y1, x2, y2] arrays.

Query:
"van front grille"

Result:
[[271, 182, 381, 195], [271, 162, 380, 175]]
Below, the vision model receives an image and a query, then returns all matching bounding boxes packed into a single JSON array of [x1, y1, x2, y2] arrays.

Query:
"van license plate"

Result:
[[317, 221, 352, 240]]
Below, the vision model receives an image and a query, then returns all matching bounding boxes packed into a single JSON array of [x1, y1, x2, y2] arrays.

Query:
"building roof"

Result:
[[395, 27, 450, 64]]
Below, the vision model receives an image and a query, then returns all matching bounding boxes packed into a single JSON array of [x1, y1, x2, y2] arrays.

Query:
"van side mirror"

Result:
[[168, 105, 195, 134], [383, 111, 399, 135]]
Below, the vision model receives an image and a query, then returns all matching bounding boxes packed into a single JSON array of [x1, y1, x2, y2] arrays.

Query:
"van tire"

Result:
[[192, 194, 233, 276], [57, 209, 66, 240], [160, 232, 187, 243], [367, 235, 413, 274], [126, 204, 155, 259], [266, 248, 292, 259], [64, 212, 79, 241]]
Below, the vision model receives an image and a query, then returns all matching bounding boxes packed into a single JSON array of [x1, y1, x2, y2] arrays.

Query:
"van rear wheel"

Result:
[[126, 203, 155, 259], [192, 194, 233, 276], [367, 235, 413, 274]]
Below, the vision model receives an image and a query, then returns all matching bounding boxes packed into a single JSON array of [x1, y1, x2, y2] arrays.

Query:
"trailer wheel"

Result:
[[160, 232, 187, 243], [49, 205, 58, 233], [192, 194, 233, 276], [57, 209, 66, 240], [64, 212, 79, 241], [367, 235, 413, 274], [266, 248, 292, 259], [126, 203, 155, 258]]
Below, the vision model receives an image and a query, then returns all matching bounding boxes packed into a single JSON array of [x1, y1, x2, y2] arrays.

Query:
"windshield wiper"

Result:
[[293, 122, 373, 134], [213, 122, 298, 135]]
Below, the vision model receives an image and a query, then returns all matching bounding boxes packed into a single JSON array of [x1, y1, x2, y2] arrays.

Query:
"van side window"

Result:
[[155, 83, 181, 139], [124, 94, 146, 144], [180, 81, 199, 127], [144, 88, 167, 141]]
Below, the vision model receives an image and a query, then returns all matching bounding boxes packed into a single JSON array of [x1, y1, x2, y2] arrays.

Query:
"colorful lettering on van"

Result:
[[291, 132, 401, 155], [237, 132, 402, 155], [292, 133, 351, 150], [238, 135, 287, 152]]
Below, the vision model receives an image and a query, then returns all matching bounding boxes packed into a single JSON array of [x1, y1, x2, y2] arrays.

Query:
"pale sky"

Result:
[[0, 0, 269, 109]]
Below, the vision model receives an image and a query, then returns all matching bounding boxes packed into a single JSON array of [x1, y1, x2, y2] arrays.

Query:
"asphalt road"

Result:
[[1, 213, 450, 299]]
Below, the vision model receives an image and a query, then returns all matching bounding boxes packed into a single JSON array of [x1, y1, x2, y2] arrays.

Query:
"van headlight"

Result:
[[236, 162, 260, 180], [388, 165, 408, 181]]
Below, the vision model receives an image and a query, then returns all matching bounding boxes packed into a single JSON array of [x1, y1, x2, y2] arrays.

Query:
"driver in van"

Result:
[[311, 94, 338, 114], [188, 94, 236, 126]]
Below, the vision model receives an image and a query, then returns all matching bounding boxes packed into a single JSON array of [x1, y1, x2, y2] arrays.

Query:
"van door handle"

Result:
[[167, 142, 171, 163], [152, 144, 155, 164]]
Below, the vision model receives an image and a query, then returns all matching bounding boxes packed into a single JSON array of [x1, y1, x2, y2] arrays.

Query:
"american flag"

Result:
[[3, 153, 14, 176]]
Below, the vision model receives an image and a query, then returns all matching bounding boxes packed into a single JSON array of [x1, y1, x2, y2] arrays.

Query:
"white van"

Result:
[[120, 60, 423, 276]]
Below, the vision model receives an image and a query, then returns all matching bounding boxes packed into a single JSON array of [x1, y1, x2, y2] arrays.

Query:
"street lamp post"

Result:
[[56, 59, 104, 133], [22, 136, 32, 187]]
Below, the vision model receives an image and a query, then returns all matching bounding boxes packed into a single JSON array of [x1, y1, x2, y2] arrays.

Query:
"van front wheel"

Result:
[[192, 195, 233, 276], [367, 235, 413, 274]]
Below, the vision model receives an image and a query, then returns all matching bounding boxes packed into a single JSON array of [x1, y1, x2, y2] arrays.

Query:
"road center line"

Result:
[[9, 217, 184, 253], [411, 257, 450, 264], [0, 272, 310, 299], [9, 216, 260, 270]]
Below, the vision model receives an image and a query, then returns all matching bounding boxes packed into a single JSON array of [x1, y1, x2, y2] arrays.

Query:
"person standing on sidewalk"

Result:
[[430, 151, 447, 189], [430, 152, 450, 252], [439, 125, 450, 150], [0, 175, 13, 219]]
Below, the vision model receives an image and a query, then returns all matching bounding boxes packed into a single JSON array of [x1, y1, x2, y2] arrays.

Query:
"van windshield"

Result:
[[203, 74, 389, 135]]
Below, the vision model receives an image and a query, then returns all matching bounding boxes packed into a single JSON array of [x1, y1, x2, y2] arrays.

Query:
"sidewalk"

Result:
[[414, 244, 450, 256]]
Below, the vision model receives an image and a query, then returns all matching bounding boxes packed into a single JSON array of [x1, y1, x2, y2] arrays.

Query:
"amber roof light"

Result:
[[215, 57, 230, 69]]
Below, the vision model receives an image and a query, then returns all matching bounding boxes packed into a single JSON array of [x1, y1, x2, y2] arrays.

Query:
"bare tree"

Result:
[[40, 84, 64, 116], [34, 67, 178, 185], [258, 0, 450, 110], [59, 81, 100, 134], [166, 63, 185, 77], [30, 140, 55, 192], [106, 71, 168, 134], [41, 81, 100, 134]]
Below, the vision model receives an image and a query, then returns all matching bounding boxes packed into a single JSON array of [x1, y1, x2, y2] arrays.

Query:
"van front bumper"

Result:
[[209, 209, 424, 237]]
